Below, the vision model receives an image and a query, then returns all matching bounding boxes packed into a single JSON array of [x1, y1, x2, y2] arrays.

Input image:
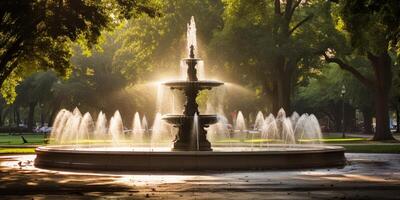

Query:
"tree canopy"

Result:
[[0, 0, 158, 101]]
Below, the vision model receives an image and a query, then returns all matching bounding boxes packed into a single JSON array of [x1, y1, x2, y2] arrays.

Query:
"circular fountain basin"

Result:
[[34, 145, 346, 171], [163, 80, 223, 90], [163, 114, 219, 125]]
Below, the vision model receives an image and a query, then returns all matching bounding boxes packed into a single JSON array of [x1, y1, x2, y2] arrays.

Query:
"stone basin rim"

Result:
[[34, 145, 346, 171], [35, 145, 345, 155]]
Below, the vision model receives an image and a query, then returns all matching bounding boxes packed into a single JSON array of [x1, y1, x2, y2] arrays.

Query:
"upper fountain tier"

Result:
[[162, 56, 223, 90], [163, 16, 223, 90], [162, 47, 223, 90], [163, 80, 223, 90]]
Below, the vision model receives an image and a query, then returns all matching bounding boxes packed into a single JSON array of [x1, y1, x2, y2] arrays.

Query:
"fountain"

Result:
[[34, 17, 345, 171], [162, 17, 223, 151]]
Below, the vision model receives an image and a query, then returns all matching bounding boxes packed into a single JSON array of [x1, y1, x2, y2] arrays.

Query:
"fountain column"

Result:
[[163, 17, 222, 151], [172, 45, 212, 151]]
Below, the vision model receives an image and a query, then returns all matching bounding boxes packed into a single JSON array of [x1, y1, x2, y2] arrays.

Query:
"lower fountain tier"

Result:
[[162, 114, 219, 125], [34, 145, 346, 171], [163, 80, 223, 90]]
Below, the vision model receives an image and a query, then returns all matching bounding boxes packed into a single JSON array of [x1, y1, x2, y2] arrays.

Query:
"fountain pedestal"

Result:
[[173, 119, 211, 151], [163, 114, 219, 151]]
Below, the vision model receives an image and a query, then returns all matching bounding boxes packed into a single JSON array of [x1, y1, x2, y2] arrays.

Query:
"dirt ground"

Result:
[[0, 153, 399, 199]]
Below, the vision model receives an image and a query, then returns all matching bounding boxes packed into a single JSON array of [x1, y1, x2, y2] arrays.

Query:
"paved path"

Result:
[[0, 153, 399, 199]]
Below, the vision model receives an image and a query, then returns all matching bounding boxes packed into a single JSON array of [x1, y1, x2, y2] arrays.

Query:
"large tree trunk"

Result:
[[269, 80, 279, 114], [373, 90, 392, 140], [263, 80, 279, 115], [27, 102, 36, 130], [275, 57, 293, 114], [40, 111, 45, 126], [345, 105, 357, 132], [0, 108, 9, 127], [48, 100, 62, 126], [12, 107, 16, 126], [270, 0, 311, 115], [362, 108, 373, 134], [369, 52, 394, 140], [277, 76, 292, 114], [323, 51, 395, 141], [15, 106, 20, 126]]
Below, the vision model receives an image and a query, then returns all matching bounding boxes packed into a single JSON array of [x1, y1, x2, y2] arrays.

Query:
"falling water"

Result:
[[290, 112, 300, 130], [151, 112, 171, 148], [282, 118, 295, 145], [77, 112, 94, 147], [50, 107, 325, 149], [235, 111, 246, 132], [50, 109, 71, 144], [261, 113, 278, 146], [142, 115, 148, 134], [197, 60, 205, 80], [192, 114, 199, 151], [294, 114, 323, 144], [109, 111, 123, 146], [133, 112, 142, 134], [156, 84, 165, 113], [309, 114, 323, 143], [180, 60, 188, 80], [205, 87, 230, 144], [172, 91, 176, 114], [59, 108, 82, 145], [94, 112, 107, 140], [254, 111, 264, 131]]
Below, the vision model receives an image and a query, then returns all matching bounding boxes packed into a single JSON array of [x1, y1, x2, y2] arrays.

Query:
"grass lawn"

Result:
[[0, 133, 45, 145], [214, 136, 400, 153], [341, 144, 400, 153], [0, 133, 44, 154], [0, 148, 36, 154]]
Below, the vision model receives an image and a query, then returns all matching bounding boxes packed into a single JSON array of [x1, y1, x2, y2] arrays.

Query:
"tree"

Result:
[[64, 35, 131, 116], [390, 54, 400, 133], [294, 61, 374, 133], [0, 0, 157, 101], [13, 72, 57, 129], [211, 0, 338, 113], [323, 0, 400, 140]]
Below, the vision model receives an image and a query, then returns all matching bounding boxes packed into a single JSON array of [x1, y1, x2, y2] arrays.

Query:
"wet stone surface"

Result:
[[0, 153, 399, 199]]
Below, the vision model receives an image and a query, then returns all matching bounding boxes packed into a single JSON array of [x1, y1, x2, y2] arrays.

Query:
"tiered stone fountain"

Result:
[[163, 45, 222, 151], [34, 17, 346, 171]]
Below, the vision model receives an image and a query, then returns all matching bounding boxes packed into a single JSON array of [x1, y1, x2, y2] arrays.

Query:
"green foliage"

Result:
[[113, 0, 224, 83], [0, 0, 158, 102], [339, 0, 400, 54], [0, 72, 21, 104], [295, 62, 372, 111], [53, 34, 134, 116], [202, 1, 346, 113]]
